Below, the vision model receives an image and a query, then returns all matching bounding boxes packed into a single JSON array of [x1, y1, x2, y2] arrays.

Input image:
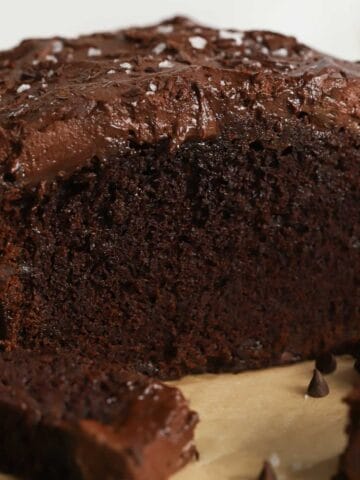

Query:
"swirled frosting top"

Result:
[[0, 16, 359, 185]]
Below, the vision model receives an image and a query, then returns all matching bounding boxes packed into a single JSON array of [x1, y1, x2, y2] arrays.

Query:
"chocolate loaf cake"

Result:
[[0, 349, 197, 480], [0, 17, 359, 378], [336, 387, 360, 480]]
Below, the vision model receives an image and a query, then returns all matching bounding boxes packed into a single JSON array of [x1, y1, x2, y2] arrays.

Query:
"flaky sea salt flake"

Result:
[[189, 36, 207, 50], [52, 40, 64, 53], [219, 30, 244, 45], [158, 59, 174, 69], [157, 25, 174, 34], [88, 47, 102, 57], [120, 62, 132, 70], [153, 43, 166, 55], [273, 48, 288, 57], [149, 82, 157, 92], [17, 84, 31, 94], [45, 55, 58, 63]]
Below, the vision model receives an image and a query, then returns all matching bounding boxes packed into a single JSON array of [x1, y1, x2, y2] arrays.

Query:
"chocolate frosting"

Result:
[[0, 16, 359, 185]]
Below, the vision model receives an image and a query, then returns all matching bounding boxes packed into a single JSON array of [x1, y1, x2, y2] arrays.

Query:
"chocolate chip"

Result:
[[258, 461, 277, 480], [307, 369, 330, 398], [315, 353, 337, 374]]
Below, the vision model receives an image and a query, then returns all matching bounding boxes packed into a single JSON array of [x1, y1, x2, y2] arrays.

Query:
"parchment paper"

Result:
[[172, 356, 357, 480], [0, 357, 356, 480]]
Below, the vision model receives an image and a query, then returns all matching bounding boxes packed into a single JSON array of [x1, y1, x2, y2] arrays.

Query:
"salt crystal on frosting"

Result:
[[153, 43, 166, 55], [120, 62, 132, 69], [157, 24, 174, 34], [88, 47, 102, 57], [219, 29, 244, 45], [149, 82, 157, 92], [158, 59, 174, 69], [189, 36, 207, 50], [52, 40, 63, 53], [45, 55, 58, 64], [273, 48, 288, 57], [17, 84, 31, 94]]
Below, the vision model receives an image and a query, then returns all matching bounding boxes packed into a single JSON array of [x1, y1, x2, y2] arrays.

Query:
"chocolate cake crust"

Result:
[[0, 349, 198, 480], [0, 17, 359, 378]]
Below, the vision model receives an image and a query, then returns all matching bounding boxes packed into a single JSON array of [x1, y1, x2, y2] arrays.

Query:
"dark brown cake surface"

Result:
[[336, 387, 360, 480], [0, 17, 359, 378], [0, 349, 198, 480]]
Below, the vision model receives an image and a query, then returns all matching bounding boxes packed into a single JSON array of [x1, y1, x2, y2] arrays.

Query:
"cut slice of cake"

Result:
[[336, 387, 360, 480], [0, 17, 359, 378], [0, 349, 198, 480]]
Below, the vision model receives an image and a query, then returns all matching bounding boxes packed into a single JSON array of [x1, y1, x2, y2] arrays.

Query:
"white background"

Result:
[[0, 0, 359, 60]]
